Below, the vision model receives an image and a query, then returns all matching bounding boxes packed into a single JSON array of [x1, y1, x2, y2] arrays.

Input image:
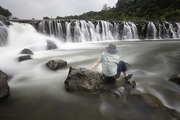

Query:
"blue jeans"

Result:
[[115, 61, 127, 79]]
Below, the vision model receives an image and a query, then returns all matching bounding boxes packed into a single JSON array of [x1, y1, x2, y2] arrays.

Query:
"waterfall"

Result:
[[123, 22, 138, 40], [80, 20, 91, 42], [88, 21, 101, 42], [0, 21, 8, 46], [146, 22, 157, 39], [113, 22, 120, 40], [56, 20, 64, 40], [38, 20, 46, 34], [169, 23, 177, 38], [1, 20, 179, 44], [177, 23, 180, 38], [101, 21, 114, 40], [35, 20, 178, 42], [66, 21, 72, 43], [157, 23, 162, 39]]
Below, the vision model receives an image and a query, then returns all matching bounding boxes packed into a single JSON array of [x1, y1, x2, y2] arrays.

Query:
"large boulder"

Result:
[[169, 74, 180, 85], [64, 67, 106, 92], [46, 59, 67, 70], [18, 55, 32, 62], [0, 70, 10, 99], [20, 48, 33, 55], [46, 40, 57, 50]]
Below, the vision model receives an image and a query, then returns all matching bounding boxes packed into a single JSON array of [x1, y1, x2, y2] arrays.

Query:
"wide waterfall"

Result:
[[37, 20, 180, 42], [0, 20, 180, 45]]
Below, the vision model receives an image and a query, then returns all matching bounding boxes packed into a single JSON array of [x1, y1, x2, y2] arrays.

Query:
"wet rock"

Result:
[[100, 77, 136, 97], [46, 59, 67, 70], [101, 91, 180, 120], [111, 86, 126, 97], [64, 67, 106, 92], [169, 74, 180, 85], [136, 21, 148, 39], [20, 48, 33, 55], [18, 55, 32, 62], [46, 40, 57, 50], [0, 70, 10, 99]]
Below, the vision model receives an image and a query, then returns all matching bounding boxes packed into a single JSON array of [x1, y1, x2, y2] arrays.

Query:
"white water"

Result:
[[38, 20, 142, 42], [37, 20, 180, 42], [0, 21, 8, 46]]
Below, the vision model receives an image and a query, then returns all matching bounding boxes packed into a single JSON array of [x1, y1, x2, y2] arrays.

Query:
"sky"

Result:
[[0, 0, 117, 19]]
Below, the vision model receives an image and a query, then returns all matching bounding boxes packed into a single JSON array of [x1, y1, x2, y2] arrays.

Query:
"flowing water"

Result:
[[0, 22, 180, 120]]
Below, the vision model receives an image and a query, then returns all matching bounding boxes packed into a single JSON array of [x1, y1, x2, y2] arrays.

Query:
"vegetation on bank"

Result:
[[0, 0, 179, 21], [0, 6, 12, 18], [58, 0, 180, 21]]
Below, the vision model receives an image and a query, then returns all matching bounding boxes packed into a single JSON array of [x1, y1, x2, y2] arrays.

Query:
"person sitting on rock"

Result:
[[91, 43, 133, 84]]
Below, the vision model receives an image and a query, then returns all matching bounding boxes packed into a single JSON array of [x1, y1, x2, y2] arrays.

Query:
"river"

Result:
[[0, 21, 180, 120]]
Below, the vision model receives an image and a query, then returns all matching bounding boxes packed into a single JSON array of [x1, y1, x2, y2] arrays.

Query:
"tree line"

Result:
[[0, 6, 12, 18], [60, 0, 180, 21]]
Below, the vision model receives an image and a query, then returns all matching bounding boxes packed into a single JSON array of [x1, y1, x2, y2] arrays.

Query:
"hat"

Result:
[[106, 43, 117, 54]]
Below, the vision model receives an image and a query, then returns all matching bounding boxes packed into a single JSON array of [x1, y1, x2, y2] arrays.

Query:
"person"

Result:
[[91, 43, 133, 84]]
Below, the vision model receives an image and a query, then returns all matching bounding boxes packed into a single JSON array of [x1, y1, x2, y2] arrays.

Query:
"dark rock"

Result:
[[169, 74, 180, 85], [46, 59, 67, 70], [100, 77, 136, 96], [46, 40, 57, 50], [64, 67, 106, 92], [18, 55, 32, 62], [20, 48, 33, 55], [0, 70, 10, 99], [0, 15, 8, 20], [136, 21, 148, 39]]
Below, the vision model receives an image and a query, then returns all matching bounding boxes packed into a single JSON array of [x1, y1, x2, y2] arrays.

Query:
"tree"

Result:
[[0, 6, 12, 18], [102, 4, 111, 11]]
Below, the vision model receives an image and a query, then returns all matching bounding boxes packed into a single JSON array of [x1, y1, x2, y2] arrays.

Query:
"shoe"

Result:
[[125, 74, 133, 81], [125, 74, 136, 88]]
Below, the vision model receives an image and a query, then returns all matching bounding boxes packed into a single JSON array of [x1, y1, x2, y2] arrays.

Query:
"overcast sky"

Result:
[[1, 0, 117, 19]]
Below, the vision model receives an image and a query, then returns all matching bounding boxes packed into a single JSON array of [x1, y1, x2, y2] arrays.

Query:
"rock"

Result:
[[112, 86, 126, 97], [18, 55, 32, 62], [0, 15, 8, 20], [100, 77, 136, 97], [169, 74, 180, 85], [46, 40, 57, 50], [0, 70, 10, 99], [46, 59, 67, 70], [64, 67, 106, 92], [20, 48, 33, 55]]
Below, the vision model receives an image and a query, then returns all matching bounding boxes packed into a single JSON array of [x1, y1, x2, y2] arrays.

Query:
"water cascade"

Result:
[[146, 22, 157, 39], [0, 20, 180, 45], [123, 22, 138, 40], [37, 20, 180, 42], [37, 20, 140, 42], [0, 21, 8, 46]]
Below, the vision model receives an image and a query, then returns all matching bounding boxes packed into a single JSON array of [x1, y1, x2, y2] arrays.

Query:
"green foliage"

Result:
[[102, 4, 111, 11], [43, 17, 50, 20], [65, 0, 180, 21], [0, 6, 12, 18]]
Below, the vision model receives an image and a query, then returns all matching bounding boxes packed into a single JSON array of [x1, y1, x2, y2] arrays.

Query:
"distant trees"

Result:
[[102, 4, 111, 11], [64, 0, 180, 21], [43, 17, 50, 20], [114, 0, 180, 21], [0, 6, 12, 18]]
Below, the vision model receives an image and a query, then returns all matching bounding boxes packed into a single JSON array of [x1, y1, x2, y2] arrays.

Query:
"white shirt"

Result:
[[98, 52, 120, 77]]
